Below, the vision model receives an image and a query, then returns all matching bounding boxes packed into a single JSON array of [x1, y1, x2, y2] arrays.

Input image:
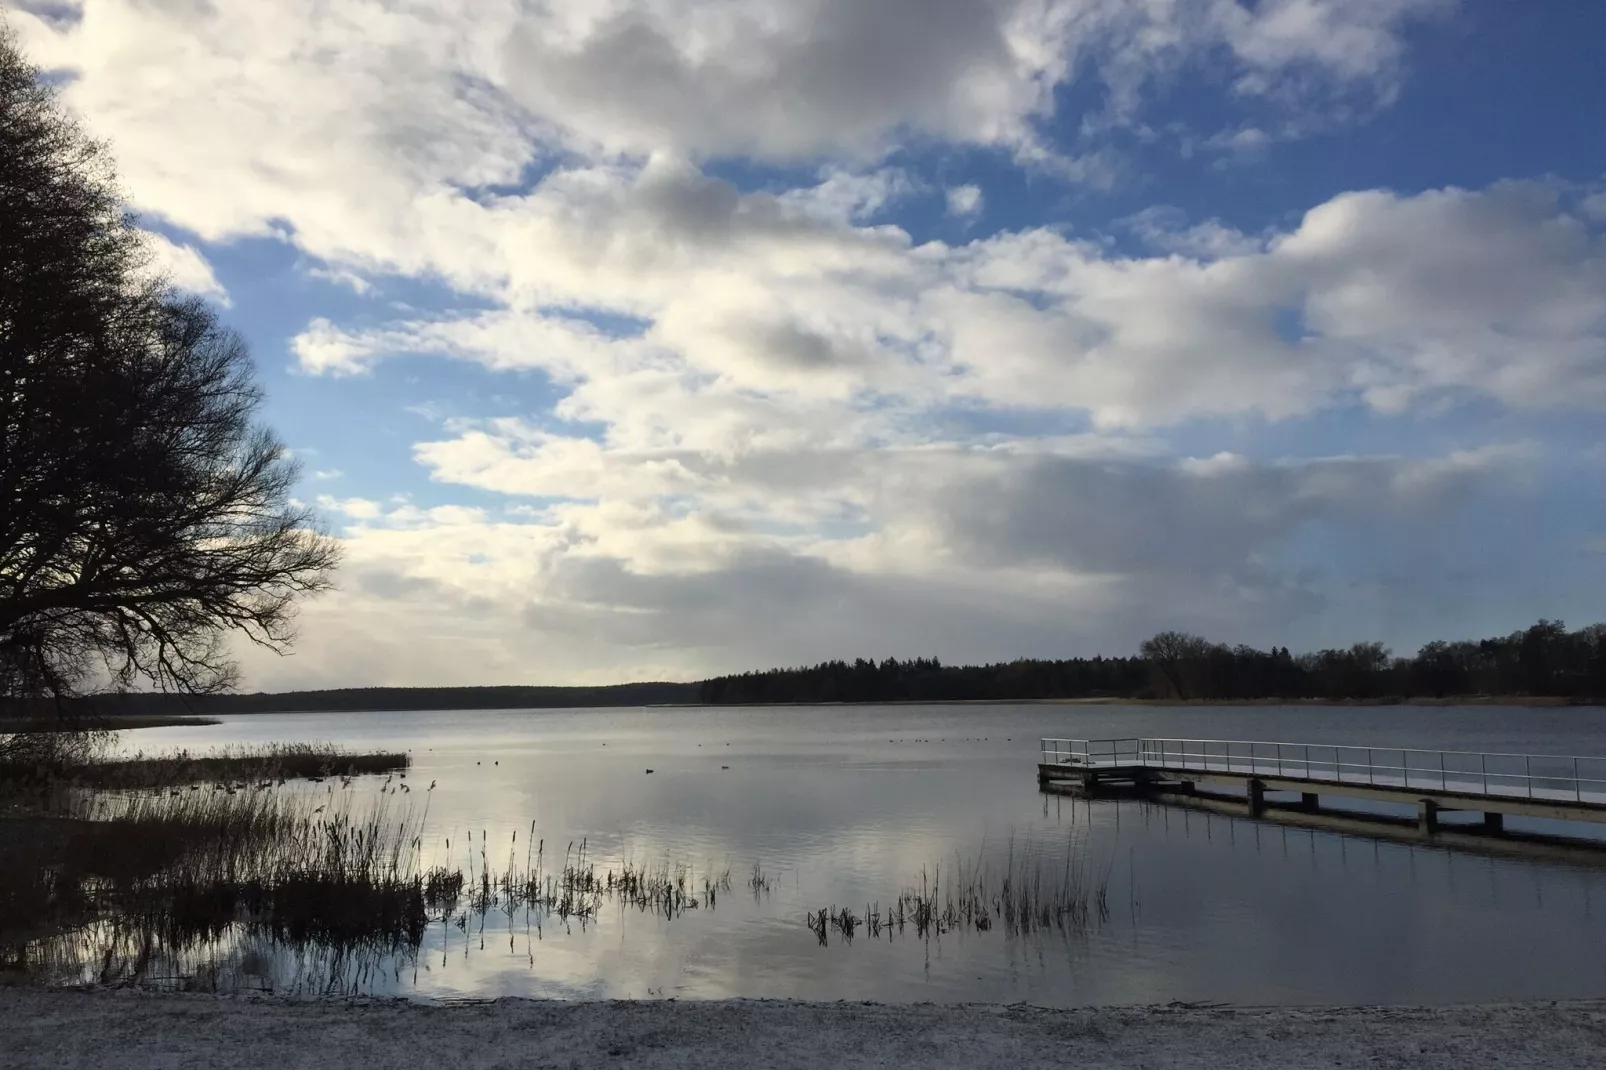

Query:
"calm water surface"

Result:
[[120, 704, 1606, 1006]]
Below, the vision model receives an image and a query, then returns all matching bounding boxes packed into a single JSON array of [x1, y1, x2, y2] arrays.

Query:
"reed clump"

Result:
[[3, 787, 433, 977], [445, 833, 736, 923], [6, 784, 747, 991], [809, 837, 1112, 943], [61, 744, 410, 790]]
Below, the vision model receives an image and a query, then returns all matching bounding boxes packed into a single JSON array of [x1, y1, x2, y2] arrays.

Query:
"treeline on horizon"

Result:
[[46, 682, 701, 717], [697, 620, 1606, 704], [18, 618, 1606, 717]]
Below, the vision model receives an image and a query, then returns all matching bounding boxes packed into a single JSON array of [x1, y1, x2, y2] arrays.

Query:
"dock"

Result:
[[1038, 737, 1606, 832]]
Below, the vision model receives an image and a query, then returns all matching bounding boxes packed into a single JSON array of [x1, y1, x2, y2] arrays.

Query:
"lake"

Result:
[[86, 703, 1606, 1005]]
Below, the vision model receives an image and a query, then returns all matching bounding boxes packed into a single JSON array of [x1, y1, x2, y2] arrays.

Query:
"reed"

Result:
[[60, 744, 410, 790], [5, 785, 431, 950], [7, 772, 1117, 996], [810, 836, 1113, 942], [464, 835, 737, 921], [5, 787, 748, 990]]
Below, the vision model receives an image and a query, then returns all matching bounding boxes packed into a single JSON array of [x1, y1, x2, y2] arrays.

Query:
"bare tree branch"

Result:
[[0, 31, 340, 710]]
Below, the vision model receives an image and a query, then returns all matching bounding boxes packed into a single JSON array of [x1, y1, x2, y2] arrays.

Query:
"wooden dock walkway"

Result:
[[1038, 737, 1606, 832]]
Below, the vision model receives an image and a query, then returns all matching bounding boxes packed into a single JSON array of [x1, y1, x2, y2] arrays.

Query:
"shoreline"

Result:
[[1, 991, 1602, 1068], [0, 714, 222, 733], [36, 694, 1606, 720], [107, 696, 1606, 716], [654, 694, 1606, 708]]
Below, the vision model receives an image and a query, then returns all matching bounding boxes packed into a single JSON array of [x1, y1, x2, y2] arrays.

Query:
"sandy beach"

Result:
[[3, 991, 1604, 1069]]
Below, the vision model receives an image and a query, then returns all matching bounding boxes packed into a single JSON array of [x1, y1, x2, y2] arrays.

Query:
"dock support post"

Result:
[[1300, 792, 1319, 810], [1418, 799, 1439, 833], [1483, 811, 1504, 833], [1179, 779, 1196, 795], [1248, 779, 1266, 817]]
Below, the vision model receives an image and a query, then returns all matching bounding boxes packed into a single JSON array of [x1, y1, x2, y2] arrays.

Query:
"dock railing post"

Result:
[[1481, 753, 1488, 795], [1526, 755, 1533, 799], [1367, 749, 1374, 785], [1576, 757, 1582, 802], [1439, 750, 1446, 792]]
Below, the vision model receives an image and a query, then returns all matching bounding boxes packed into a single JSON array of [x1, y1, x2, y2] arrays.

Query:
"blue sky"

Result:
[[12, 0, 1606, 687]]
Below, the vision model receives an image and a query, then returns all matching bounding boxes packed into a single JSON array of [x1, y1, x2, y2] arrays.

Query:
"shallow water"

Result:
[[74, 703, 1606, 1004]]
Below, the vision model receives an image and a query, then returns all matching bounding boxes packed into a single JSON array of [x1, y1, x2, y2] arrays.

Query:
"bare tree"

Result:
[[0, 32, 339, 708], [1139, 631, 1216, 700]]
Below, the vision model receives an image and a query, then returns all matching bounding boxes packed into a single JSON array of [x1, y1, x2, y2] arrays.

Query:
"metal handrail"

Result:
[[1110, 735, 1603, 763], [1040, 736, 1606, 803]]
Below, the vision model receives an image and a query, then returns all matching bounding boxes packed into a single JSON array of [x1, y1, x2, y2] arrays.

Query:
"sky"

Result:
[[9, 0, 1606, 689]]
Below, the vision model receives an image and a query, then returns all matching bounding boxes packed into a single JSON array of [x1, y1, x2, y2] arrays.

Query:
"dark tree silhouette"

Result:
[[0, 32, 338, 704], [697, 621, 1606, 705], [1138, 631, 1216, 700]]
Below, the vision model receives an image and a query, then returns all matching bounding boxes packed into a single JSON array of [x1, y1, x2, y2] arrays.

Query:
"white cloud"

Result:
[[316, 496, 385, 520], [304, 264, 375, 295], [301, 168, 1604, 428], [1215, 0, 1449, 99], [946, 184, 984, 219], [293, 309, 637, 378], [779, 168, 918, 223], [266, 166, 1601, 687], [1125, 207, 1266, 257], [22, 0, 1453, 274], [142, 230, 230, 304], [1204, 126, 1273, 154], [235, 440, 1532, 686], [1275, 183, 1606, 412], [33, 0, 1604, 692]]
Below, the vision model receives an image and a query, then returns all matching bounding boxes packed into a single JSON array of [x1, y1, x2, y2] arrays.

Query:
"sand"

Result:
[[3, 991, 1605, 1069]]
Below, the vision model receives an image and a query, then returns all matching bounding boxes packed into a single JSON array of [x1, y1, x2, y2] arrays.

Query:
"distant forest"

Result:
[[696, 620, 1606, 705], [22, 619, 1606, 717], [61, 682, 700, 717]]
